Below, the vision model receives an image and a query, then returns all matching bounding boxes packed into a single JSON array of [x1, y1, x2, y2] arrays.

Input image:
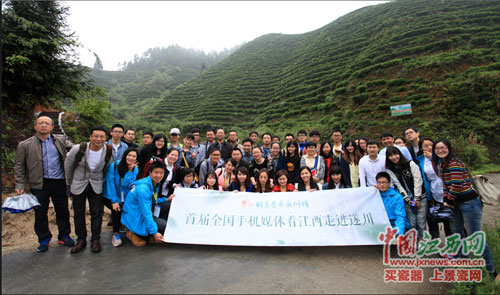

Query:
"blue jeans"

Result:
[[449, 197, 495, 272], [405, 198, 427, 238]]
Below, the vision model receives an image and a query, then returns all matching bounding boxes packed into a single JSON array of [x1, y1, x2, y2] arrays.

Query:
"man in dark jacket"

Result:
[[213, 128, 233, 161]]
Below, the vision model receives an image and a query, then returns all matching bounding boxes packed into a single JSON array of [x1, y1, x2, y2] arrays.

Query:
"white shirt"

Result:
[[358, 154, 386, 187], [424, 157, 444, 203], [161, 162, 175, 196], [87, 148, 103, 171]]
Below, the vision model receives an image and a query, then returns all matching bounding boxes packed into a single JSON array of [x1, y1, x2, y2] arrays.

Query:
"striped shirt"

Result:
[[441, 158, 474, 202]]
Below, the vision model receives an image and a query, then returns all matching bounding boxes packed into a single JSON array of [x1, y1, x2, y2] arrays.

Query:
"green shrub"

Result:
[[352, 94, 368, 104], [333, 87, 347, 95], [1, 145, 16, 171], [415, 76, 427, 83], [449, 222, 500, 294], [387, 78, 410, 87], [336, 80, 347, 88], [451, 136, 489, 170], [353, 107, 370, 114], [366, 79, 387, 87], [356, 84, 367, 93], [376, 103, 389, 110]]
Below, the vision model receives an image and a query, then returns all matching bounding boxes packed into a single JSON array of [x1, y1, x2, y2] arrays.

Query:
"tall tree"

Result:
[[1, 0, 92, 110]]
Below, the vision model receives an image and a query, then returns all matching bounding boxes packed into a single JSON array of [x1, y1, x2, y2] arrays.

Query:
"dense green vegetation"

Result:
[[120, 0, 498, 160], [450, 222, 500, 294], [90, 45, 239, 132], [1, 0, 101, 155], [2, 0, 92, 110]]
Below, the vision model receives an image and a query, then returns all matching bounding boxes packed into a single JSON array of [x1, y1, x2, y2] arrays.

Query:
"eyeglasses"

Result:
[[377, 181, 390, 185], [91, 135, 106, 139]]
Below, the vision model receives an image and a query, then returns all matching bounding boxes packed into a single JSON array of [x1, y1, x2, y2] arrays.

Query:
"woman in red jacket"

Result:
[[272, 170, 297, 192]]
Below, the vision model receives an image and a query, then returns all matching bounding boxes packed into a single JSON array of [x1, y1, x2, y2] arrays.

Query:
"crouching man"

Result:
[[121, 160, 167, 246], [376, 171, 408, 238]]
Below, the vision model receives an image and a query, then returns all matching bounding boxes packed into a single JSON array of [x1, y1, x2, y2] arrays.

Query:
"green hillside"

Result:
[[91, 45, 238, 128], [149, 0, 500, 157]]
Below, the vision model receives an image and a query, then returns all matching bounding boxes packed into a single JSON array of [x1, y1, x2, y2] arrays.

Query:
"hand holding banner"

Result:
[[164, 187, 391, 246]]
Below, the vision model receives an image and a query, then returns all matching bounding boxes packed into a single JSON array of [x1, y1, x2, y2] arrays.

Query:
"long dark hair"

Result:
[[431, 138, 457, 175], [153, 133, 168, 154], [319, 141, 333, 159], [255, 168, 272, 193], [327, 166, 348, 189], [143, 133, 168, 158], [343, 139, 362, 165], [385, 146, 409, 171], [204, 171, 219, 190], [285, 140, 300, 160], [233, 166, 251, 189], [358, 137, 368, 155], [297, 166, 319, 191], [138, 134, 168, 176], [117, 148, 139, 179]]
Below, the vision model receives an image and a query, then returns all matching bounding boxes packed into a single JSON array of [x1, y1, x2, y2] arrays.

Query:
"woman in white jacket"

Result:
[[385, 146, 426, 240]]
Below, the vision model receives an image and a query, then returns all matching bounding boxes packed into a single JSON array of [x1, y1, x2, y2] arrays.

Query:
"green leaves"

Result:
[[2, 0, 92, 112]]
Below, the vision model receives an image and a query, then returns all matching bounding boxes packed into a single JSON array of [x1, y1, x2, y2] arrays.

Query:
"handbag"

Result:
[[471, 175, 500, 206]]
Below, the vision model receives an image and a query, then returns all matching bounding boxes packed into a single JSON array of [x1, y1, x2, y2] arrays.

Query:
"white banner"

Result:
[[164, 187, 391, 246]]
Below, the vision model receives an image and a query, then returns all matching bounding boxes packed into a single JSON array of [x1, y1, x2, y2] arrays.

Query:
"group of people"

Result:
[[13, 116, 498, 280]]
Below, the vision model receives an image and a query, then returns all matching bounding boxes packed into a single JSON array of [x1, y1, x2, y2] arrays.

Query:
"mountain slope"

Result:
[[91, 45, 238, 128], [150, 0, 499, 156]]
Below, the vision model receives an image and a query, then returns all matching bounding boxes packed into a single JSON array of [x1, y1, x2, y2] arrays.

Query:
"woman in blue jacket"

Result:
[[103, 148, 139, 247]]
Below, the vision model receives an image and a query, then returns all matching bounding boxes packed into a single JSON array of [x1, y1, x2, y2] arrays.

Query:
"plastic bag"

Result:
[[2, 193, 41, 213]]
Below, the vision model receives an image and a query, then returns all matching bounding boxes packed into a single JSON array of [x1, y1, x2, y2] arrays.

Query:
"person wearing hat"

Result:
[[168, 128, 183, 152]]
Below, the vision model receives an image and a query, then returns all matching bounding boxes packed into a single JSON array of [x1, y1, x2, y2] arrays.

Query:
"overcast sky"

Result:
[[65, 1, 388, 71]]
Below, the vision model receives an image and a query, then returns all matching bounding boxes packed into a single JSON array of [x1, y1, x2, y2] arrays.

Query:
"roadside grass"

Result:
[[471, 164, 500, 175], [449, 222, 500, 294]]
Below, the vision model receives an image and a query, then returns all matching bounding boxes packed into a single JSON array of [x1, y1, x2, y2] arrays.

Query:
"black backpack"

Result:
[[194, 159, 208, 183], [71, 142, 113, 179], [138, 156, 163, 180]]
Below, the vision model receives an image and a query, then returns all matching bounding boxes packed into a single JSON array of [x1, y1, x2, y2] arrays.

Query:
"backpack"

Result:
[[194, 159, 208, 183], [471, 175, 500, 206], [72, 142, 113, 179], [139, 155, 163, 180]]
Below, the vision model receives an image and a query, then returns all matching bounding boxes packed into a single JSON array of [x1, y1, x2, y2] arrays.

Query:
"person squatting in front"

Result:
[[121, 160, 169, 247]]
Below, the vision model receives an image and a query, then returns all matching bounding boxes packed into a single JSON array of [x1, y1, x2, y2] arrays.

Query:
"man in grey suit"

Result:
[[64, 125, 112, 254], [15, 116, 74, 252]]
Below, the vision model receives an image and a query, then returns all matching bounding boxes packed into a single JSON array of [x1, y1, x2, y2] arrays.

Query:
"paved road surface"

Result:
[[3, 173, 499, 294]]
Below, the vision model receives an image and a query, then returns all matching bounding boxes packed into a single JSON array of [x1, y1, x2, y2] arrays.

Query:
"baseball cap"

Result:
[[170, 128, 181, 135]]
